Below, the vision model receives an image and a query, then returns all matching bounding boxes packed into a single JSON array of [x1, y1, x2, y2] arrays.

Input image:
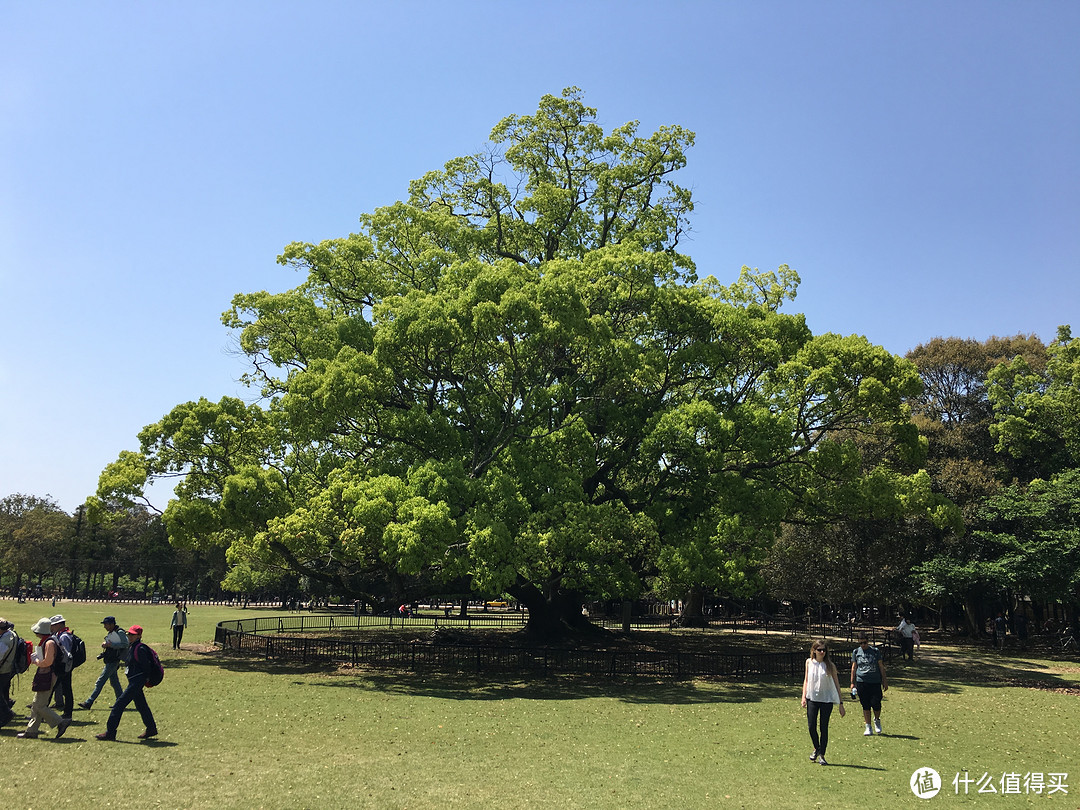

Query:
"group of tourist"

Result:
[[0, 611, 164, 741], [800, 616, 914, 765]]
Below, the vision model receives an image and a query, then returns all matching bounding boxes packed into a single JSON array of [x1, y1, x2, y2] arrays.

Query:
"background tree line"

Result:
[[765, 329, 1080, 637], [0, 494, 226, 600]]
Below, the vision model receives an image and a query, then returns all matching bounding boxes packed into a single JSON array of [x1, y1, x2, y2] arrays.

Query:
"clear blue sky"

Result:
[[2, 2, 1078, 513]]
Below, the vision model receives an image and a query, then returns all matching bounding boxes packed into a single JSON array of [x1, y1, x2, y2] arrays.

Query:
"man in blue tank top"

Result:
[[850, 631, 888, 736]]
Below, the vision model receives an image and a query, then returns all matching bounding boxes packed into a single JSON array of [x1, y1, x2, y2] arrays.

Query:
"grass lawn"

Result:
[[0, 600, 1076, 809]]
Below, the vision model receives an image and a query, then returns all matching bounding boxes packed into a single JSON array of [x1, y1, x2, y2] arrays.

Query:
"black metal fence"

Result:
[[215, 614, 825, 679], [217, 612, 528, 637]]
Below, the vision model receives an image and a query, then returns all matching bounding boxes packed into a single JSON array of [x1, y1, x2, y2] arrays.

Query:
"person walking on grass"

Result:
[[17, 617, 71, 739], [801, 639, 846, 766], [48, 615, 74, 720], [896, 614, 917, 662], [0, 619, 17, 725], [78, 616, 128, 710], [96, 625, 157, 741], [170, 602, 188, 650], [851, 631, 888, 736]]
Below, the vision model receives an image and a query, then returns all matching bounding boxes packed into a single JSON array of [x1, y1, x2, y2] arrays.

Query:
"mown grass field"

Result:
[[0, 600, 1076, 809]]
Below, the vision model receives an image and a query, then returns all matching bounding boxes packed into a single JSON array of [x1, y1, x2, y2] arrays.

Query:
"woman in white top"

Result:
[[800, 639, 846, 765]]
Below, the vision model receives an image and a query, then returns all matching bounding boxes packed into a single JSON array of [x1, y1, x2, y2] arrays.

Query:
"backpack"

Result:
[[70, 632, 86, 669], [2, 632, 31, 675], [13, 636, 32, 675], [51, 635, 73, 674], [139, 642, 164, 687]]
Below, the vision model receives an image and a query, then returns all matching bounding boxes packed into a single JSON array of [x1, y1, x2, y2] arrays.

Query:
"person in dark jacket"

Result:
[[79, 615, 128, 709], [0, 619, 18, 724], [96, 624, 157, 741]]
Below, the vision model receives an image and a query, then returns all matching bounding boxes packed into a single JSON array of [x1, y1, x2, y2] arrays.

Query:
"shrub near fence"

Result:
[[215, 615, 813, 679]]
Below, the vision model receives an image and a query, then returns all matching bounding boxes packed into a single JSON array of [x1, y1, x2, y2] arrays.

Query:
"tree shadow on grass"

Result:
[[166, 648, 331, 677], [184, 638, 1080, 706], [296, 669, 799, 705], [888, 648, 1080, 694], [177, 647, 802, 704]]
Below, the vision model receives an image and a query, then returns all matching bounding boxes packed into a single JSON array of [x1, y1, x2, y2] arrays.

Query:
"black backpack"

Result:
[[4, 632, 31, 675], [70, 632, 86, 669]]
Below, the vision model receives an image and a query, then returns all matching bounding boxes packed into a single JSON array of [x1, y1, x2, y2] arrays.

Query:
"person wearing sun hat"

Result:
[[48, 614, 75, 719], [96, 624, 157, 741], [17, 617, 71, 739]]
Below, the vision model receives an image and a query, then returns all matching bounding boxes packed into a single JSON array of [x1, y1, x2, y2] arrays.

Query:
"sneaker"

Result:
[[864, 723, 873, 736], [874, 718, 882, 734], [78, 700, 93, 710], [809, 751, 818, 762], [16, 731, 39, 739], [819, 757, 829, 766], [56, 718, 71, 739]]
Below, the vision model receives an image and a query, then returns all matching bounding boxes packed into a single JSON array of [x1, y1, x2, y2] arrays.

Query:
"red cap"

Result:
[[127, 625, 144, 636]]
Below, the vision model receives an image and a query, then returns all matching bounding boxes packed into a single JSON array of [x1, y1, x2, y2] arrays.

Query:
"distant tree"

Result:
[[989, 325, 1080, 479], [0, 494, 71, 592], [966, 469, 1080, 630], [905, 334, 1051, 633]]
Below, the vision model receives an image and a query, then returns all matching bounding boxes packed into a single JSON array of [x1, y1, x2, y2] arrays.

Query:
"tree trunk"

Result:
[[961, 597, 982, 637], [672, 587, 709, 628], [507, 578, 595, 639]]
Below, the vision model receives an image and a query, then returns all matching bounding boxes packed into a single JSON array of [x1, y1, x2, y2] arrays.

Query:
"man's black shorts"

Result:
[[856, 681, 883, 711]]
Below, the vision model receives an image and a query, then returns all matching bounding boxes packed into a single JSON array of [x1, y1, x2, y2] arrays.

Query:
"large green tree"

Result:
[[100, 89, 946, 634]]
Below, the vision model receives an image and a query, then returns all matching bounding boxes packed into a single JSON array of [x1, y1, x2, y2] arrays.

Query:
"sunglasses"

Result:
[[814, 648, 827, 653]]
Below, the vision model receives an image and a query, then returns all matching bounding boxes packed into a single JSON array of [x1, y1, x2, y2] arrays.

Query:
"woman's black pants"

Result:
[[806, 700, 834, 756]]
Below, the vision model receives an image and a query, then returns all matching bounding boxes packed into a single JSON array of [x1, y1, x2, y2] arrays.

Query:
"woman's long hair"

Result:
[[809, 639, 837, 678]]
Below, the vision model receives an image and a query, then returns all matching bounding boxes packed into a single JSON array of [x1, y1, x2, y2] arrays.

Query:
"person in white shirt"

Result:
[[896, 615, 916, 661], [801, 639, 846, 766], [170, 602, 188, 650]]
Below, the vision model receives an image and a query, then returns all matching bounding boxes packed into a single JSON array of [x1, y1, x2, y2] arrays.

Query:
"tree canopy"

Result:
[[98, 89, 950, 634]]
